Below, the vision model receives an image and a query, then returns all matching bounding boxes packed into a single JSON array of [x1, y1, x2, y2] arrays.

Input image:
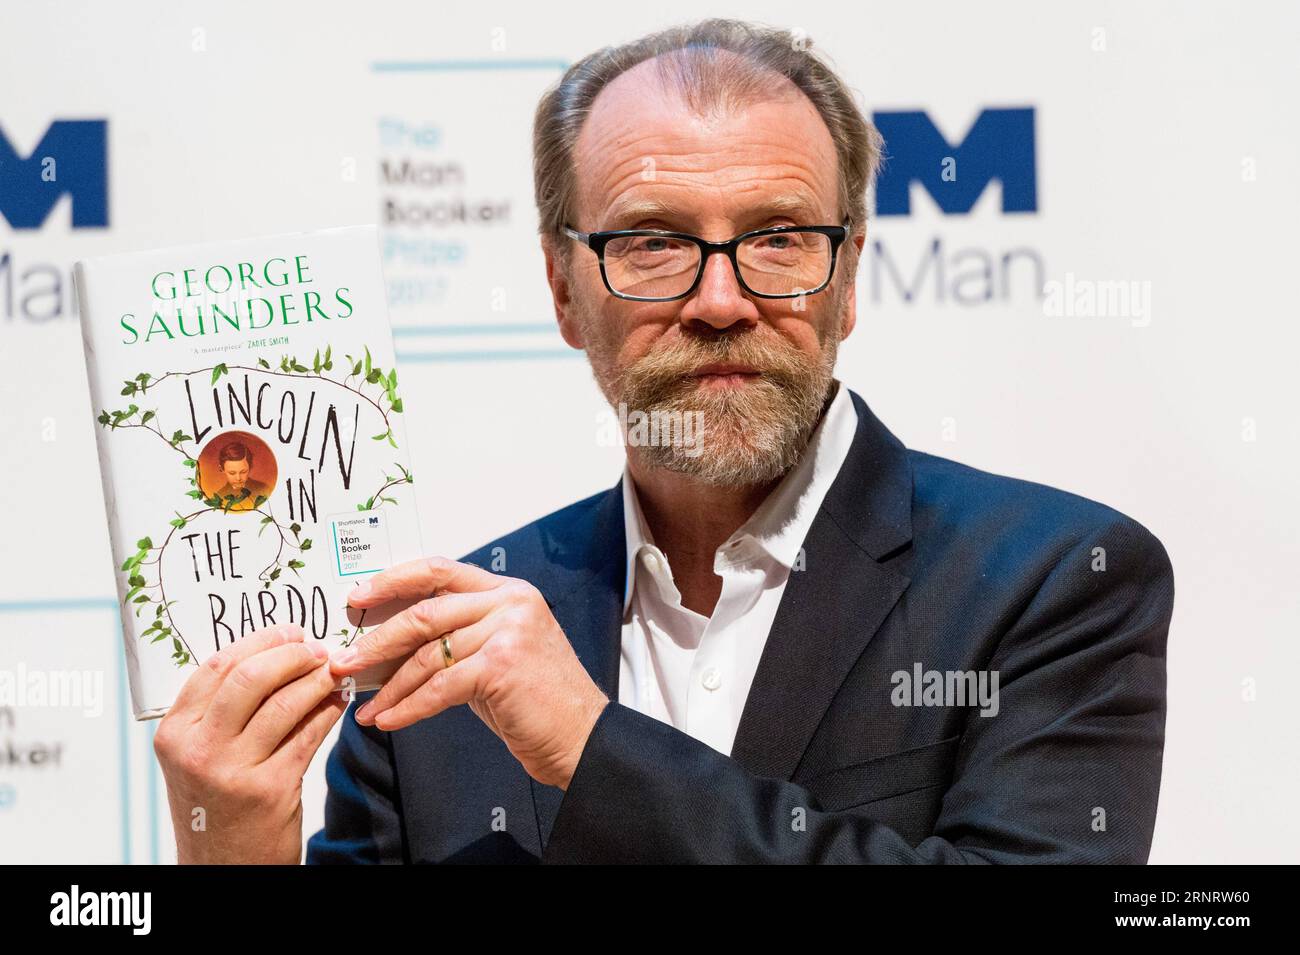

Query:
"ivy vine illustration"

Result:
[[97, 345, 414, 668]]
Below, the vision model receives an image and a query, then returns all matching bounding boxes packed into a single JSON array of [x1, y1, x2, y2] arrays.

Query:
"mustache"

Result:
[[618, 329, 811, 397]]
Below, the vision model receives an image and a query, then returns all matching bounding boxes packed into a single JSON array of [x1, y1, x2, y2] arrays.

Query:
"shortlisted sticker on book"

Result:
[[74, 225, 426, 720], [329, 513, 394, 577]]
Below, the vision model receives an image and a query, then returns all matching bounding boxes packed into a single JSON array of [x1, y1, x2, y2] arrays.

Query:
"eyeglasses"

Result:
[[562, 216, 852, 303]]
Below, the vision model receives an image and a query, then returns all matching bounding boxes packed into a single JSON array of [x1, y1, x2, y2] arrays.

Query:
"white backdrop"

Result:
[[1, 0, 1296, 864]]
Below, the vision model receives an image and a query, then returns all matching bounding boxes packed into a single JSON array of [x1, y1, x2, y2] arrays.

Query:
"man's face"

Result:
[[221, 458, 250, 490], [550, 56, 863, 487]]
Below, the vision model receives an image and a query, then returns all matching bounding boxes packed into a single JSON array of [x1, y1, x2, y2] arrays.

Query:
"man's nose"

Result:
[[677, 251, 760, 331]]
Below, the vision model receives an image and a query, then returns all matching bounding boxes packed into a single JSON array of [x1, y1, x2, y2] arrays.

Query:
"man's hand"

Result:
[[329, 557, 609, 791], [153, 623, 348, 864]]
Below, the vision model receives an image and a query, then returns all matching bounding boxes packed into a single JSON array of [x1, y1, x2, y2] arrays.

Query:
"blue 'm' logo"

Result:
[[873, 108, 1036, 216], [0, 119, 109, 229]]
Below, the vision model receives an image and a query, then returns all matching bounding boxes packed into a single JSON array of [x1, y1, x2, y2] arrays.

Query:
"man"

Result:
[[153, 18, 1174, 864]]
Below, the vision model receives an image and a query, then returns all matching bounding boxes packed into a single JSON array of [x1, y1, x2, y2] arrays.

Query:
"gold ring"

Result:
[[440, 634, 456, 668]]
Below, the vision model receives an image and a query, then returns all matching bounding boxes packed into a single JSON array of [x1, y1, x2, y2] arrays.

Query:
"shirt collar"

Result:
[[620, 378, 859, 616], [621, 457, 661, 615]]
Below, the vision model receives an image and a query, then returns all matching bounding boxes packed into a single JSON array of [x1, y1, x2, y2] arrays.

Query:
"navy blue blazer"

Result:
[[306, 388, 1174, 863]]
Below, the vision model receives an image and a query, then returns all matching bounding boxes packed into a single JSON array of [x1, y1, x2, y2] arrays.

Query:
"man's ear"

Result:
[[544, 238, 585, 350], [838, 228, 866, 341]]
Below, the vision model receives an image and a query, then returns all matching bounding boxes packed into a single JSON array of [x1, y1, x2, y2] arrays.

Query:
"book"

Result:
[[74, 225, 425, 720]]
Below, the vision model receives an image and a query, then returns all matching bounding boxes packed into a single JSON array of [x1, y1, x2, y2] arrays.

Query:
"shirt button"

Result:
[[701, 667, 722, 691]]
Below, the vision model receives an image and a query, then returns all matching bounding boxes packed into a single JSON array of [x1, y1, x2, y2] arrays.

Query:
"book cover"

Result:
[[74, 224, 424, 720]]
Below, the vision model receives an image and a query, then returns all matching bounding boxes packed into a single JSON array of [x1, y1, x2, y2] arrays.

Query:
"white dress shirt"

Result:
[[618, 379, 860, 756]]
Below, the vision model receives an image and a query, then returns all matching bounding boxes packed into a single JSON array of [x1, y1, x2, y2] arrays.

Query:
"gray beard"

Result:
[[622, 338, 839, 487], [580, 293, 845, 489]]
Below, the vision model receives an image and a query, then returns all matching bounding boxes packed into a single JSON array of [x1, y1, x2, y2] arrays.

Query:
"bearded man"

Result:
[[153, 18, 1174, 865]]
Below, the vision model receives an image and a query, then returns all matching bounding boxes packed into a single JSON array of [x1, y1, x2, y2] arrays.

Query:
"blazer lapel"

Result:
[[725, 389, 914, 780]]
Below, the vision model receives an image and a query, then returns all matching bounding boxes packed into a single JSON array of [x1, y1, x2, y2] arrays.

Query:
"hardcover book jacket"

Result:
[[74, 225, 424, 720]]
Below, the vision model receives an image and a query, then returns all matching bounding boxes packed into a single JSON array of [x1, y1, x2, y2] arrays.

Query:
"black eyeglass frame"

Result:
[[561, 215, 852, 302]]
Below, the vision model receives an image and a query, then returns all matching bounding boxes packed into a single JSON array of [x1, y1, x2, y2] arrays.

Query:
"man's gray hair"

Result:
[[532, 17, 884, 267]]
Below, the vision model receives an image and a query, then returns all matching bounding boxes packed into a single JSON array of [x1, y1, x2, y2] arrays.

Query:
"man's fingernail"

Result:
[[355, 701, 374, 722], [350, 581, 372, 602], [332, 649, 358, 668], [308, 641, 329, 659]]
